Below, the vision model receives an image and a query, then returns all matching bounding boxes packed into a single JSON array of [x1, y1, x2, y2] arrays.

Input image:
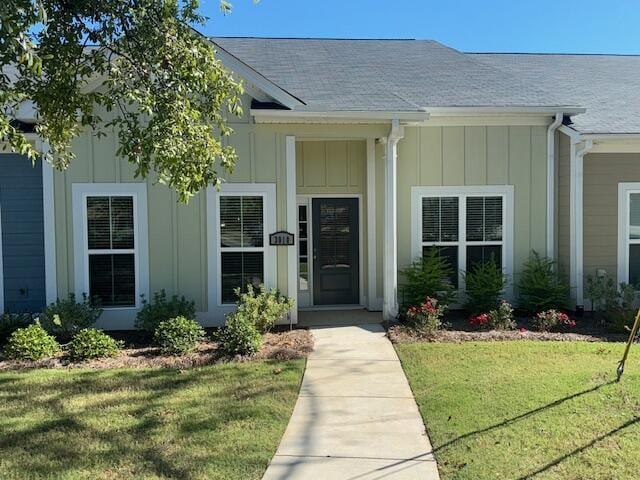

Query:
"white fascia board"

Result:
[[425, 106, 586, 116], [251, 109, 430, 123]]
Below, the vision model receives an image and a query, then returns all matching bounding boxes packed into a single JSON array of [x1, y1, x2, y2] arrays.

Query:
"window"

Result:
[[87, 196, 135, 306], [219, 195, 265, 303], [298, 204, 309, 291], [412, 186, 513, 291], [209, 184, 276, 307], [618, 184, 640, 288], [73, 184, 149, 310]]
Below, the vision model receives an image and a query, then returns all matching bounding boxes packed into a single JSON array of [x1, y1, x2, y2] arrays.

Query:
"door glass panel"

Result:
[[298, 205, 309, 291]]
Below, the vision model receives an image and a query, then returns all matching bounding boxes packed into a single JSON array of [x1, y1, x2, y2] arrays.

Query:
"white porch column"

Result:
[[285, 135, 298, 324], [366, 137, 378, 311], [383, 120, 404, 321], [569, 131, 593, 308]]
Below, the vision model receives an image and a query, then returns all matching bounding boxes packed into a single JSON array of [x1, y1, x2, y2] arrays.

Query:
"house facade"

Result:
[[6, 39, 640, 328]]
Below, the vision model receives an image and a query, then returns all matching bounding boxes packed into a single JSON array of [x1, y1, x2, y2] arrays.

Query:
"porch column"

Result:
[[383, 120, 404, 321], [285, 135, 298, 324]]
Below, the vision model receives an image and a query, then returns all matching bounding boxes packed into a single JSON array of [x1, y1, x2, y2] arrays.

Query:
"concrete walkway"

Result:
[[263, 323, 440, 480]]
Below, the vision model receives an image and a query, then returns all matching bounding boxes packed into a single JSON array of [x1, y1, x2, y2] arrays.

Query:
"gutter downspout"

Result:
[[574, 139, 593, 308], [546, 113, 563, 259], [383, 119, 405, 321]]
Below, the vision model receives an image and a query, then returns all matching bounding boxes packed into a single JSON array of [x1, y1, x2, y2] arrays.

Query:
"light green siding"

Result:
[[397, 125, 548, 286], [54, 97, 550, 325]]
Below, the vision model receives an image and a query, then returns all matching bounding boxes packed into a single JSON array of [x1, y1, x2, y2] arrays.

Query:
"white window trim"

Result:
[[411, 185, 515, 295], [617, 183, 640, 288], [72, 183, 149, 310], [206, 183, 277, 310]]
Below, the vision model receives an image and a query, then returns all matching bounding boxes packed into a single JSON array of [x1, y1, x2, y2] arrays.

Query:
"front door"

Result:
[[312, 198, 359, 305]]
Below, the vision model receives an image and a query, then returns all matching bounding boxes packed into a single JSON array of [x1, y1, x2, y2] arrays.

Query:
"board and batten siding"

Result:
[[583, 153, 640, 279], [53, 94, 390, 326], [53, 109, 285, 321], [0, 154, 46, 312], [396, 125, 548, 287]]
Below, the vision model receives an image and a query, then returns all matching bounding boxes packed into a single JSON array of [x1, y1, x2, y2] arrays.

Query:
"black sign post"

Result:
[[269, 231, 295, 246]]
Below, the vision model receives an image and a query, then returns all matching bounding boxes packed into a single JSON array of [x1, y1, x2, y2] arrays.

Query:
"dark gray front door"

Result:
[[312, 198, 359, 305]]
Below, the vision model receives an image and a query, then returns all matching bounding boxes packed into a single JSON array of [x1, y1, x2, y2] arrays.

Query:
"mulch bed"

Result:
[[0, 329, 314, 372], [388, 310, 632, 344], [387, 324, 629, 344]]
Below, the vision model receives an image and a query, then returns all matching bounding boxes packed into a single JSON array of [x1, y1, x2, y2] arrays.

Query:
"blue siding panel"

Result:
[[0, 154, 46, 312]]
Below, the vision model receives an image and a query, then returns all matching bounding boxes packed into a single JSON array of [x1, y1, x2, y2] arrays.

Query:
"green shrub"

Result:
[[518, 251, 570, 313], [135, 290, 196, 332], [400, 248, 457, 311], [68, 328, 123, 360], [3, 323, 60, 360], [233, 284, 294, 333], [605, 283, 637, 333], [214, 313, 262, 357], [585, 274, 620, 321], [0, 313, 36, 343], [463, 258, 506, 314], [153, 316, 205, 355], [39, 294, 102, 337]]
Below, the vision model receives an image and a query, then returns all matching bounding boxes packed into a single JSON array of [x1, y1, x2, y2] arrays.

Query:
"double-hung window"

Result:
[[618, 184, 640, 288], [219, 195, 265, 303], [73, 183, 149, 309], [210, 184, 276, 306], [412, 186, 513, 290]]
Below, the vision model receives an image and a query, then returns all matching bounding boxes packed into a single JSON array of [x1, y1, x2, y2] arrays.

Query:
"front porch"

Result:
[[298, 309, 383, 327]]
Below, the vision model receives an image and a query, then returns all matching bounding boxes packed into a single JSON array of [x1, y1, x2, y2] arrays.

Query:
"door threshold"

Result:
[[299, 305, 365, 311]]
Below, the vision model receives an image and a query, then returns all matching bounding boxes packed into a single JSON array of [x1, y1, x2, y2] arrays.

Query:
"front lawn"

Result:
[[0, 360, 304, 479], [396, 342, 640, 479]]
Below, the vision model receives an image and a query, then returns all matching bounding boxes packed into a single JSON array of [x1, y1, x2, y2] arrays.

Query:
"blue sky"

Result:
[[199, 0, 639, 54]]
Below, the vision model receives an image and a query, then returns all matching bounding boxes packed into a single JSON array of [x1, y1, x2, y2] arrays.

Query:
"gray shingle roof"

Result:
[[471, 53, 640, 134], [212, 38, 576, 112]]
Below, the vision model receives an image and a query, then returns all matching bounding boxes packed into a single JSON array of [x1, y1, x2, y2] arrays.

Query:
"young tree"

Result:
[[1, 0, 243, 202]]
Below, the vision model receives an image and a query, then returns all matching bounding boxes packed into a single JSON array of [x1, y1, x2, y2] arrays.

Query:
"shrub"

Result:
[[405, 296, 445, 335], [605, 283, 637, 333], [3, 323, 60, 360], [136, 290, 196, 332], [153, 316, 205, 355], [518, 251, 570, 313], [400, 248, 457, 310], [464, 258, 506, 314], [0, 313, 35, 343], [214, 313, 262, 357], [469, 301, 516, 331], [585, 274, 621, 323], [68, 328, 123, 360], [233, 284, 294, 333], [39, 294, 102, 337], [533, 310, 576, 332]]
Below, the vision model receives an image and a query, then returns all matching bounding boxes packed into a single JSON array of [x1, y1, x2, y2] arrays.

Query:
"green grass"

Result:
[[396, 341, 640, 480], [0, 360, 304, 480]]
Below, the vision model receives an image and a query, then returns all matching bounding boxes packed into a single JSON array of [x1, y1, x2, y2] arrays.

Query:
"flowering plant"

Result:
[[533, 309, 576, 332], [406, 297, 445, 334], [469, 300, 516, 331], [469, 313, 490, 327]]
